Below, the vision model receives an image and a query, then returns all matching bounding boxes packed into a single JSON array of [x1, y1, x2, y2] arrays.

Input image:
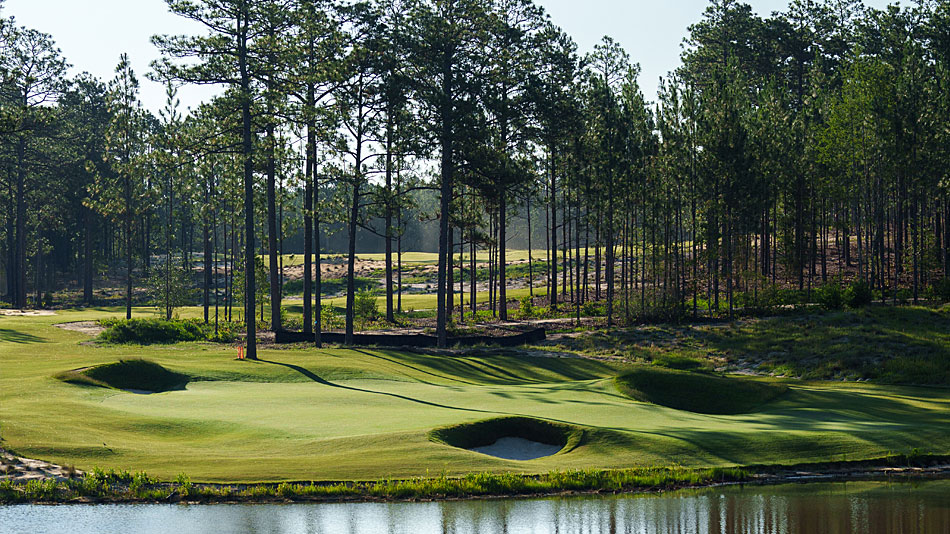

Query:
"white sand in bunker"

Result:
[[470, 438, 562, 461]]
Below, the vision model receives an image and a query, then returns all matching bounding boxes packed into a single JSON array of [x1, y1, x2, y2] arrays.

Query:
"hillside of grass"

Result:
[[55, 360, 189, 393], [615, 367, 788, 414], [545, 306, 950, 385]]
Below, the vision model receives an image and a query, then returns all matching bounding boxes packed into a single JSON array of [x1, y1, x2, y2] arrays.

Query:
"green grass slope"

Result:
[[615, 367, 788, 415], [1, 307, 949, 483], [56, 359, 189, 393]]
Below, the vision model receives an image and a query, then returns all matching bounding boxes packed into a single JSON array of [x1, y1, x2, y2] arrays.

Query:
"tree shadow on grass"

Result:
[[370, 348, 618, 385], [258, 357, 497, 415], [256, 357, 593, 429], [0, 328, 46, 344], [353, 349, 479, 386]]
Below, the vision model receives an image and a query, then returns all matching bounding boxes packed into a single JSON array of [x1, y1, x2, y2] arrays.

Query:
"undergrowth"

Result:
[[0, 465, 746, 504]]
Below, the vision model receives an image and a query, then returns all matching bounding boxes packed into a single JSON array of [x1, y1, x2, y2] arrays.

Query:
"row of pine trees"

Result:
[[2, 0, 949, 355]]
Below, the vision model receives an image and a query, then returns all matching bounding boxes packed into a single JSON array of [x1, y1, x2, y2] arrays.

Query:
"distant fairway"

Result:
[[2, 308, 950, 483], [321, 287, 546, 311], [273, 249, 555, 267]]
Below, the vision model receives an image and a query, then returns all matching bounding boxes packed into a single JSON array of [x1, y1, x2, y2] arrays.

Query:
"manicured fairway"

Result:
[[2, 308, 949, 483]]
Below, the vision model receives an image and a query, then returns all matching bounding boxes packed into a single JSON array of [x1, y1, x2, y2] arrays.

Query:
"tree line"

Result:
[[2, 0, 949, 356]]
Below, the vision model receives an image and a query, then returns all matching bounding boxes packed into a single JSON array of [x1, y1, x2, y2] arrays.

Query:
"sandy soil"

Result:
[[279, 258, 406, 281], [54, 321, 105, 336], [0, 309, 56, 317], [0, 449, 81, 482], [470, 438, 562, 461]]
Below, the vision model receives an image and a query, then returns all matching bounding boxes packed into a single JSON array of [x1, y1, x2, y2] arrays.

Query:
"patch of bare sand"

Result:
[[279, 258, 394, 281], [0, 449, 81, 482], [0, 309, 56, 317], [54, 321, 105, 336]]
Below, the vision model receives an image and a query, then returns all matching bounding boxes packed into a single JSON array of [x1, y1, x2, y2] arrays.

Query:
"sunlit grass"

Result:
[[1, 307, 949, 483]]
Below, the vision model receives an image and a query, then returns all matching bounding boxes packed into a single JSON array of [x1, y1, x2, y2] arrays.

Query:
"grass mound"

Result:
[[97, 318, 206, 344], [56, 359, 189, 393], [429, 416, 583, 454], [615, 367, 787, 415]]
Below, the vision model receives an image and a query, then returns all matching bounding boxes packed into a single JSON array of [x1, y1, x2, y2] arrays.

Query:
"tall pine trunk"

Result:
[[303, 114, 315, 335], [239, 8, 257, 359]]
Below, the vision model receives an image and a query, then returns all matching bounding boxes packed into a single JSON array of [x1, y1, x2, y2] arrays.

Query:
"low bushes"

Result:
[[354, 289, 379, 330], [817, 278, 874, 310], [0, 464, 749, 504], [98, 318, 205, 344], [97, 318, 237, 344], [843, 279, 873, 307]]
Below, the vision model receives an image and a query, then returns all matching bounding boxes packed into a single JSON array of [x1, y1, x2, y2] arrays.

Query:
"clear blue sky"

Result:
[[6, 0, 894, 113]]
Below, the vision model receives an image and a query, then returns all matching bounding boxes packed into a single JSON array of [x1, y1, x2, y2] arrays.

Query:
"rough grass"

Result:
[[429, 416, 584, 453], [615, 367, 788, 415], [56, 359, 190, 393], [0, 464, 749, 504], [543, 306, 950, 385]]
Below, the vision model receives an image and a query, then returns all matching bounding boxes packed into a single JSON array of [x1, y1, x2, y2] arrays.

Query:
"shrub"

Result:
[[932, 278, 950, 302], [895, 288, 913, 304], [175, 473, 193, 498], [582, 301, 604, 317], [319, 304, 343, 330], [280, 307, 303, 331], [518, 295, 535, 318], [207, 321, 239, 343], [354, 289, 379, 330], [97, 318, 205, 344], [844, 279, 873, 308], [815, 280, 844, 310]]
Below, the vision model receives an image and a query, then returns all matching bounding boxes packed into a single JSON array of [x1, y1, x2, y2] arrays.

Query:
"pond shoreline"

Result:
[[3, 454, 949, 505]]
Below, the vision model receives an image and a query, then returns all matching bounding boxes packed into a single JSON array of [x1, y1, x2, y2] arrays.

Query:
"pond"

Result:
[[3, 479, 949, 534]]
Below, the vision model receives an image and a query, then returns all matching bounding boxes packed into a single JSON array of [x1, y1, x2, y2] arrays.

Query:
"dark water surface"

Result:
[[2, 480, 949, 534]]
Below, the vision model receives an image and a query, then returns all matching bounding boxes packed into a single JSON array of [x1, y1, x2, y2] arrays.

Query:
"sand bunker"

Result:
[[470, 437, 562, 461], [431, 416, 580, 462], [0, 309, 56, 317], [54, 321, 105, 336]]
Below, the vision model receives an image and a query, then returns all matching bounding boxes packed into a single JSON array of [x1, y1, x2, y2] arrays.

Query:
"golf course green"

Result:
[[2, 308, 949, 484]]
